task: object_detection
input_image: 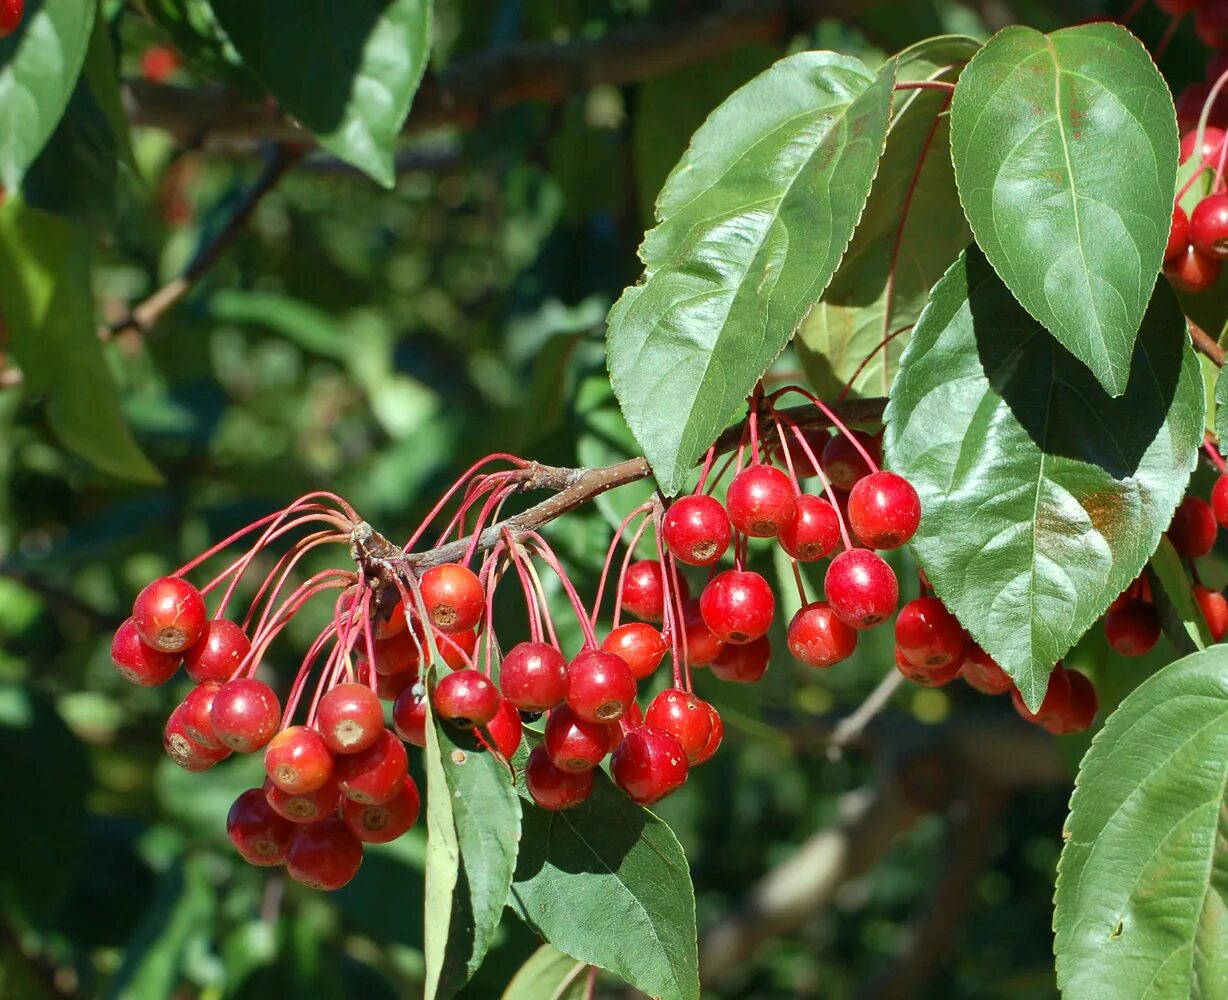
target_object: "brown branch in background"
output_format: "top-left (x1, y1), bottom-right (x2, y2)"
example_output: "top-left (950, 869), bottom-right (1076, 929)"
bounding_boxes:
top-left (124, 0), bottom-right (877, 149)
top-left (1189, 319), bottom-right (1225, 368)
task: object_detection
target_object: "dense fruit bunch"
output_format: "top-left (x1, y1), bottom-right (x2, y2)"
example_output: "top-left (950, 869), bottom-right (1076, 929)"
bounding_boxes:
top-left (114, 390), bottom-right (1111, 891)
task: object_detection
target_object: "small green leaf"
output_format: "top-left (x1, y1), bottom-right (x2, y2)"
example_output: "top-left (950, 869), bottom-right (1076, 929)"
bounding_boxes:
top-left (209, 0), bottom-right (432, 186)
top-left (510, 760), bottom-right (699, 1000)
top-left (1217, 366), bottom-right (1228, 456)
top-left (501, 943), bottom-right (588, 1000)
top-left (0, 0), bottom-right (96, 188)
top-left (1147, 536), bottom-right (1211, 655)
top-left (607, 51), bottom-right (894, 495)
top-left (423, 667), bottom-right (521, 1000)
top-left (950, 23), bottom-right (1178, 396)
top-left (884, 247), bottom-right (1202, 710)
top-left (1055, 645), bottom-right (1228, 998)
top-left (799, 36), bottom-right (978, 399)
top-left (0, 201), bottom-right (161, 483)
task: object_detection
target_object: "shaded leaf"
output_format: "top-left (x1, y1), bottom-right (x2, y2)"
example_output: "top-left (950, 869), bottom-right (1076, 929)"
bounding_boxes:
top-left (1147, 536), bottom-right (1211, 655)
top-left (950, 23), bottom-right (1178, 395)
top-left (501, 943), bottom-right (588, 1000)
top-left (607, 51), bottom-right (894, 495)
top-left (1218, 366), bottom-right (1228, 456)
top-left (884, 247), bottom-right (1202, 709)
top-left (1055, 645), bottom-right (1228, 999)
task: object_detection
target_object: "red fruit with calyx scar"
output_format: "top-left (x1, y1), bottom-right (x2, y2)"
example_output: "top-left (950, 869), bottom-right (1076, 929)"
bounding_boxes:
top-left (725, 465), bottom-right (797, 538)
top-left (894, 597), bottom-right (966, 669)
top-left (287, 815), bottom-right (363, 891)
top-left (434, 668), bottom-right (500, 728)
top-left (699, 570), bottom-right (775, 644)
top-left (525, 744), bottom-right (593, 810)
top-left (602, 623), bottom-right (667, 680)
top-left (611, 726), bottom-right (689, 804)
top-left (778, 494), bottom-right (841, 561)
top-left (786, 603), bottom-right (856, 667)
top-left (133, 576), bottom-right (207, 653)
top-left (264, 776), bottom-right (341, 824)
top-left (499, 641), bottom-right (567, 711)
top-left (317, 682), bottom-right (384, 753)
top-left (1192, 193), bottom-right (1228, 261)
top-left (179, 681), bottom-right (225, 749)
top-left (545, 705), bottom-right (612, 772)
top-left (341, 780), bottom-right (420, 844)
top-left (227, 788), bottom-right (295, 866)
top-left (264, 726), bottom-right (334, 794)
top-left (894, 645), bottom-right (962, 687)
top-left (663, 494), bottom-right (732, 565)
top-left (820, 430), bottom-right (880, 490)
top-left (565, 650), bottom-right (637, 723)
top-left (644, 688), bottom-right (713, 763)
top-left (209, 678), bottom-right (281, 753)
top-left (847, 471), bottom-right (921, 550)
top-left (711, 635), bottom-right (770, 682)
top-left (960, 644), bottom-right (1013, 695)
top-left (420, 563), bottom-right (485, 634)
top-left (825, 550), bottom-right (899, 629)
top-left (164, 705), bottom-right (231, 771)
top-left (111, 618), bottom-right (181, 686)
top-left (183, 619), bottom-right (250, 683)
top-left (335, 728), bottom-right (408, 805)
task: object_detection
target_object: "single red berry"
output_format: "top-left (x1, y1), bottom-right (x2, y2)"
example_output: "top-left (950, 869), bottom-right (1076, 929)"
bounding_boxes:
top-left (164, 706), bottom-right (231, 771)
top-left (847, 471), bottom-right (921, 550)
top-left (1197, 4), bottom-right (1228, 48)
top-left (0, 0), bottom-right (22, 38)
top-left (565, 649), bottom-right (637, 723)
top-left (726, 465), bottom-right (798, 538)
top-left (436, 628), bottom-right (478, 669)
top-left (369, 628), bottom-right (421, 676)
top-left (341, 780), bottom-right (421, 844)
top-left (1169, 496), bottom-right (1218, 557)
top-left (894, 597), bottom-right (966, 669)
top-left (1213, 475), bottom-right (1228, 529)
top-left (179, 681), bottom-right (225, 749)
top-left (825, 549), bottom-right (899, 629)
top-left (1192, 194), bottom-right (1228, 260)
top-left (287, 816), bottom-right (364, 891)
top-left (482, 698), bottom-right (523, 759)
top-left (140, 45), bottom-right (181, 84)
top-left (710, 634), bottom-right (770, 682)
top-left (644, 689), bottom-right (713, 763)
top-left (611, 727), bottom-right (689, 805)
top-left (317, 682), bottom-right (384, 754)
top-left (374, 597), bottom-right (407, 640)
top-left (1165, 245), bottom-right (1222, 293)
top-left (681, 599), bottom-right (726, 666)
top-left (602, 623), bottom-right (667, 680)
top-left (894, 645), bottom-right (963, 686)
top-left (335, 728), bottom-right (407, 805)
top-left (699, 570), bottom-right (775, 644)
top-left (499, 641), bottom-right (568, 711)
top-left (227, 788), bottom-right (295, 866)
top-left (1104, 599), bottom-right (1162, 657)
top-left (786, 602), bottom-right (858, 667)
top-left (209, 677), bottom-right (281, 753)
top-left (1045, 670), bottom-right (1098, 735)
top-left (820, 430), bottom-right (880, 490)
top-left (620, 560), bottom-right (688, 622)
top-left (133, 576), bottom-right (207, 653)
top-left (264, 776), bottom-right (342, 824)
top-left (1108, 576), bottom-right (1151, 612)
top-left (111, 617), bottom-right (180, 686)
top-left (545, 705), bottom-right (613, 771)
top-left (392, 686), bottom-right (428, 747)
top-left (663, 494), bottom-right (732, 565)
top-left (693, 704), bottom-right (724, 764)
top-left (778, 494), bottom-right (841, 561)
top-left (525, 744), bottom-right (594, 810)
top-left (420, 563), bottom-right (485, 634)
top-left (264, 726), bottom-right (334, 794)
top-left (960, 644), bottom-right (1013, 695)
top-left (182, 618), bottom-right (251, 683)
top-left (1011, 667), bottom-right (1072, 727)
top-left (1180, 126), bottom-right (1227, 166)
top-left (1166, 205), bottom-right (1191, 263)
top-left (1195, 585), bottom-right (1228, 642)
top-left (434, 668), bottom-right (500, 728)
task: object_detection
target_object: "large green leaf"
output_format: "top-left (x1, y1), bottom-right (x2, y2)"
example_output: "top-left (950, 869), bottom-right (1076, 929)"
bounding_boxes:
top-left (0, 202), bottom-right (161, 483)
top-left (423, 668), bottom-right (521, 1000)
top-left (510, 761), bottom-right (699, 1000)
top-left (0, 0), bottom-right (96, 189)
top-left (1055, 646), bottom-right (1228, 999)
top-left (208, 0), bottom-right (432, 186)
top-left (884, 247), bottom-right (1202, 710)
top-left (949, 23), bottom-right (1178, 396)
top-left (607, 51), bottom-right (894, 495)
top-left (501, 943), bottom-right (588, 1000)
top-left (799, 36), bottom-right (978, 399)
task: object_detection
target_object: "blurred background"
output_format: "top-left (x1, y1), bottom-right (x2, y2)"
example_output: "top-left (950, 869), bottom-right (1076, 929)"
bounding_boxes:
top-left (0, 0), bottom-right (1217, 997)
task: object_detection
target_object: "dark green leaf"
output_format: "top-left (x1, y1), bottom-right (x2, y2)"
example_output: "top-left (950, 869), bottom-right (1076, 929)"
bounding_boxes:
top-left (501, 944), bottom-right (588, 1000)
top-left (884, 247), bottom-right (1202, 709)
top-left (0, 202), bottom-right (161, 483)
top-left (423, 667), bottom-right (522, 1000)
top-left (0, 0), bottom-right (96, 188)
top-left (1147, 536), bottom-right (1211, 655)
top-left (143, 0), bottom-right (262, 94)
top-left (209, 0), bottom-right (432, 186)
top-left (1055, 645), bottom-right (1228, 998)
top-left (950, 23), bottom-right (1178, 396)
top-left (607, 51), bottom-right (894, 495)
top-left (799, 36), bottom-right (978, 399)
top-left (510, 762), bottom-right (698, 1000)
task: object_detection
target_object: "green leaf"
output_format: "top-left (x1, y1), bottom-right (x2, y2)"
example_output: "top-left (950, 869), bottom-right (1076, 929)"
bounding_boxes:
top-left (884, 247), bottom-right (1202, 710)
top-left (0, 0), bottom-right (96, 189)
top-left (607, 51), bottom-right (894, 495)
top-left (1217, 366), bottom-right (1228, 456)
top-left (0, 202), bottom-right (161, 483)
top-left (949, 23), bottom-right (1178, 396)
top-left (798, 36), bottom-right (978, 399)
top-left (501, 944), bottom-right (588, 1000)
top-left (423, 668), bottom-right (521, 1000)
top-left (143, 0), bottom-right (262, 95)
top-left (510, 762), bottom-right (699, 1000)
top-left (209, 0), bottom-right (432, 186)
top-left (1055, 645), bottom-right (1228, 998)
top-left (1147, 536), bottom-right (1211, 655)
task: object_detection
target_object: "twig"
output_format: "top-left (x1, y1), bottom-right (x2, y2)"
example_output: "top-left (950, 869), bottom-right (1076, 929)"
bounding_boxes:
top-left (827, 668), bottom-right (905, 754)
top-left (1189, 319), bottom-right (1226, 368)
